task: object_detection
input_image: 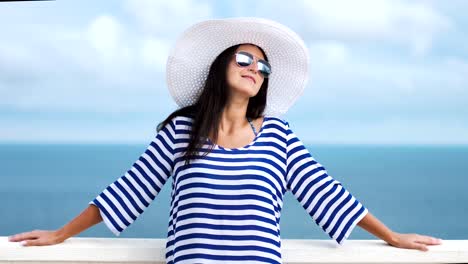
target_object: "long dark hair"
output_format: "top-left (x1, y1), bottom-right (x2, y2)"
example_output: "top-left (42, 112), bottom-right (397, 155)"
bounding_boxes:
top-left (157, 44), bottom-right (269, 165)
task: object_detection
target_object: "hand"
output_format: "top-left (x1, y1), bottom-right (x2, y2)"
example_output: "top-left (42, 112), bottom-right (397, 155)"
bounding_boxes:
top-left (388, 232), bottom-right (443, 251)
top-left (8, 230), bottom-right (66, 247)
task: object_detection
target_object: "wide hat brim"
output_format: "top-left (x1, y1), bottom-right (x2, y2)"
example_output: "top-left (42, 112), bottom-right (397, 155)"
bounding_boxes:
top-left (166, 17), bottom-right (310, 117)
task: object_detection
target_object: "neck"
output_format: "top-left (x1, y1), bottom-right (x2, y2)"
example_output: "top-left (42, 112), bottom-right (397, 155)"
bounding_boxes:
top-left (219, 100), bottom-right (249, 134)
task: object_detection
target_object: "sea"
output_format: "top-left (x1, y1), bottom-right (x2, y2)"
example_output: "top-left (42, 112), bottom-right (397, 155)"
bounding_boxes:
top-left (1, 144), bottom-right (467, 241)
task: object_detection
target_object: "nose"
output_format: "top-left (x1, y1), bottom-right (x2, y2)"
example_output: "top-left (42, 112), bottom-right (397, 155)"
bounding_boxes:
top-left (247, 60), bottom-right (258, 74)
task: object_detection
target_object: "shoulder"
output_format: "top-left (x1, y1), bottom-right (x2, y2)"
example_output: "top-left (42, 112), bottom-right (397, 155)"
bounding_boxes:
top-left (171, 115), bottom-right (194, 126)
top-left (157, 115), bottom-right (194, 138)
top-left (264, 115), bottom-right (290, 129)
top-left (263, 115), bottom-right (291, 137)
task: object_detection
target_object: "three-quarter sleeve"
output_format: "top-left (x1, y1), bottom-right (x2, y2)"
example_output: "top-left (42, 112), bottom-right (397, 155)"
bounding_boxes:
top-left (89, 117), bottom-right (177, 236)
top-left (285, 122), bottom-right (368, 245)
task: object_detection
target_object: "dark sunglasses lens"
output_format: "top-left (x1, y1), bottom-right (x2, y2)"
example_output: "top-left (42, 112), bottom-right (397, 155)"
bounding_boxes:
top-left (258, 61), bottom-right (271, 78)
top-left (236, 53), bottom-right (253, 67)
top-left (236, 52), bottom-right (271, 78)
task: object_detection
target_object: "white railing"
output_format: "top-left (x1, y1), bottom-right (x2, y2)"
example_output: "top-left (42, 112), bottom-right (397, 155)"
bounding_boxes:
top-left (1, 237), bottom-right (467, 263)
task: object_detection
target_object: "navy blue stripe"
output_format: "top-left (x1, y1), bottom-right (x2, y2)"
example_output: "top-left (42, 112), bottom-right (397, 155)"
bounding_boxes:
top-left (174, 243), bottom-right (281, 258)
top-left (146, 142), bottom-right (171, 174)
top-left (127, 169), bottom-right (155, 200)
top-left (99, 192), bottom-right (131, 227)
top-left (170, 183), bottom-right (276, 216)
top-left (174, 232), bottom-right (281, 248)
top-left (156, 125), bottom-right (175, 156)
top-left (174, 148), bottom-right (285, 164)
top-left (106, 185), bottom-right (137, 220)
top-left (329, 199), bottom-right (359, 238)
top-left (148, 140), bottom-right (171, 175)
top-left (178, 192), bottom-right (278, 212)
top-left (136, 156), bottom-right (164, 192)
top-left (174, 253), bottom-right (280, 264)
top-left (336, 204), bottom-right (366, 243)
top-left (293, 172), bottom-right (328, 202)
top-left (175, 222), bottom-right (278, 237)
top-left (174, 171), bottom-right (283, 199)
top-left (121, 175), bottom-right (149, 207)
top-left (178, 155), bottom-right (286, 177)
top-left (316, 187), bottom-right (345, 224)
top-left (174, 163), bottom-right (286, 194)
top-left (302, 179), bottom-right (335, 210)
top-left (322, 192), bottom-right (353, 231)
top-left (288, 160), bottom-right (321, 190)
top-left (114, 180), bottom-right (143, 214)
top-left (132, 162), bottom-right (160, 194)
top-left (261, 131), bottom-right (288, 144)
top-left (309, 181), bottom-right (339, 218)
top-left (167, 212), bottom-right (277, 234)
top-left (287, 152), bottom-right (319, 180)
top-left (176, 172), bottom-right (282, 199)
top-left (177, 202), bottom-right (276, 215)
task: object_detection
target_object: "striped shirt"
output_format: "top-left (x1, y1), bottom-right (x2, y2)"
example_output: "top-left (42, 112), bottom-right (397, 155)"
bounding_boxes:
top-left (90, 115), bottom-right (368, 264)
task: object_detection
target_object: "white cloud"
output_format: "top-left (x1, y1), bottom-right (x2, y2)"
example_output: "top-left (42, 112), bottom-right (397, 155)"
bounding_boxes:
top-left (237, 0), bottom-right (451, 57)
top-left (123, 0), bottom-right (213, 36)
top-left (309, 41), bottom-right (349, 65)
top-left (302, 0), bottom-right (451, 55)
top-left (0, 11), bottom-right (174, 113)
top-left (86, 15), bottom-right (123, 61)
top-left (141, 37), bottom-right (171, 72)
top-left (305, 39), bottom-right (468, 102)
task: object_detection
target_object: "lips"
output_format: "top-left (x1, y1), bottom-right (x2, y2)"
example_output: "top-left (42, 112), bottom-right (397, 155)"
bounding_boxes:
top-left (242, 75), bottom-right (256, 84)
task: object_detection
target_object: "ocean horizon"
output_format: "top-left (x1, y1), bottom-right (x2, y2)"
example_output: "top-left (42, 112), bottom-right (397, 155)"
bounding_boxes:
top-left (1, 143), bottom-right (467, 241)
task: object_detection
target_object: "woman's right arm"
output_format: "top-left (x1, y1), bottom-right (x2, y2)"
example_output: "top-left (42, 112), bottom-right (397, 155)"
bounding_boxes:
top-left (8, 204), bottom-right (102, 246)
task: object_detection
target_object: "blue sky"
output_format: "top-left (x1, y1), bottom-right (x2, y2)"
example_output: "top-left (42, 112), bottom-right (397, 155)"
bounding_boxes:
top-left (1, 0), bottom-right (467, 144)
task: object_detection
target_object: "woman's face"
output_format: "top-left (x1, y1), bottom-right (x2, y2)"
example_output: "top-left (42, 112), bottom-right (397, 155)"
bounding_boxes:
top-left (226, 44), bottom-right (266, 99)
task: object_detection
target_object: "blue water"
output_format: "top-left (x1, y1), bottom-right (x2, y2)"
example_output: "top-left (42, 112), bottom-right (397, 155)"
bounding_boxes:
top-left (1, 144), bottom-right (467, 241)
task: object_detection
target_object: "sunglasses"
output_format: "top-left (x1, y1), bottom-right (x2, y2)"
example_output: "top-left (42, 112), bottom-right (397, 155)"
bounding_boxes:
top-left (234, 51), bottom-right (272, 78)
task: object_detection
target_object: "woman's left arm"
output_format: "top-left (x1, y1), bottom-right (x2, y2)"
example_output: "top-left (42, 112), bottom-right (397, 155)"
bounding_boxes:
top-left (357, 211), bottom-right (443, 251)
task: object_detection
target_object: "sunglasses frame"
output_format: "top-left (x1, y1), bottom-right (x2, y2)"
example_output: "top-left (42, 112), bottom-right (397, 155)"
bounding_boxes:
top-left (234, 51), bottom-right (272, 78)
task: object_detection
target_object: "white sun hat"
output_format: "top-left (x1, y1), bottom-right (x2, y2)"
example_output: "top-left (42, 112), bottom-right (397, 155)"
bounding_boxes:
top-left (166, 17), bottom-right (310, 117)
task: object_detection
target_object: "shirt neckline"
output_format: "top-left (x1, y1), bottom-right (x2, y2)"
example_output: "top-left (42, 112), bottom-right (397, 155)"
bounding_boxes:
top-left (207, 116), bottom-right (268, 151)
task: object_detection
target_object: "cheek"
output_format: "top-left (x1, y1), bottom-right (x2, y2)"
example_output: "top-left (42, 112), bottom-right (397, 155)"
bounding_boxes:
top-left (226, 66), bottom-right (239, 84)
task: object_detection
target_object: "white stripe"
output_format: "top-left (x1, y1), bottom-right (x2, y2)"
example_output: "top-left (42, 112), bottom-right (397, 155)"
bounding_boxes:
top-left (173, 237), bottom-right (281, 252)
top-left (135, 156), bottom-right (165, 189)
top-left (174, 207), bottom-right (278, 223)
top-left (315, 184), bottom-right (347, 225)
top-left (116, 177), bottom-right (146, 212)
top-left (102, 188), bottom-right (134, 225)
top-left (176, 217), bottom-right (278, 234)
top-left (304, 177), bottom-right (337, 214)
top-left (295, 175), bottom-right (329, 207)
top-left (124, 171), bottom-right (153, 204)
top-left (109, 182), bottom-right (141, 219)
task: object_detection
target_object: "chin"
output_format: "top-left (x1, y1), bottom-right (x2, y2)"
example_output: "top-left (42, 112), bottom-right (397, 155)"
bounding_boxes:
top-left (234, 86), bottom-right (259, 98)
top-left (228, 79), bottom-right (260, 97)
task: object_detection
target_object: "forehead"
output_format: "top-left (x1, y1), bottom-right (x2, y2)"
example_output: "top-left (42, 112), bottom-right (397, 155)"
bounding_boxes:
top-left (235, 44), bottom-right (265, 60)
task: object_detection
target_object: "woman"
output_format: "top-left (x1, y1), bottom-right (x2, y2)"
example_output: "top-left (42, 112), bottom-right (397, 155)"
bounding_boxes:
top-left (9, 17), bottom-right (442, 263)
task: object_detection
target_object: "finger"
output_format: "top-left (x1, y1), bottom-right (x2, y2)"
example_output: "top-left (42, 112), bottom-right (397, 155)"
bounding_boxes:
top-left (9, 231), bottom-right (40, 242)
top-left (413, 241), bottom-right (429, 252)
top-left (21, 239), bottom-right (45, 247)
top-left (416, 236), bottom-right (443, 245)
